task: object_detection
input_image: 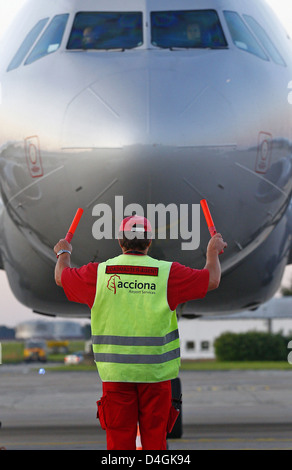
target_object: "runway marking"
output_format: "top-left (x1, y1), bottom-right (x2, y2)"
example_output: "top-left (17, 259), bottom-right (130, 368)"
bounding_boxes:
top-left (3, 437), bottom-right (292, 451)
top-left (192, 385), bottom-right (271, 391)
top-left (2, 440), bottom-right (104, 447)
top-left (171, 437), bottom-right (292, 443)
top-left (197, 438), bottom-right (292, 442)
top-left (5, 437), bottom-right (292, 446)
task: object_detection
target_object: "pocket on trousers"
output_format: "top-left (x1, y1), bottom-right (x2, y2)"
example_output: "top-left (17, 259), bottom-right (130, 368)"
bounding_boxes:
top-left (167, 404), bottom-right (180, 433)
top-left (96, 397), bottom-right (107, 430)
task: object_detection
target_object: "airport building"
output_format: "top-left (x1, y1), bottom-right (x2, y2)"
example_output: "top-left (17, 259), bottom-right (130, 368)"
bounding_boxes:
top-left (14, 298), bottom-right (292, 358)
top-left (179, 297), bottom-right (292, 360)
top-left (15, 320), bottom-right (84, 340)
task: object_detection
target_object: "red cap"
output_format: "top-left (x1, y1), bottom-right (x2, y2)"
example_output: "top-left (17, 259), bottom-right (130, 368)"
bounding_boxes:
top-left (119, 215), bottom-right (152, 235)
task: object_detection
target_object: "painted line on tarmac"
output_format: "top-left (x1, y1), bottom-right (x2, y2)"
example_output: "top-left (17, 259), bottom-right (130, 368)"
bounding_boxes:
top-left (1, 440), bottom-right (103, 447)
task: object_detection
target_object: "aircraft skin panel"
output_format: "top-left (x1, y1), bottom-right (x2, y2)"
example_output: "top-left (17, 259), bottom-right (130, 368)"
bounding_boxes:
top-left (0, 0), bottom-right (291, 317)
top-left (0, 195), bottom-right (4, 269)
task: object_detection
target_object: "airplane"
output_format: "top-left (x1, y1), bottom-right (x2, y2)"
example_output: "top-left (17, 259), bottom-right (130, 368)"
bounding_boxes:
top-left (0, 0), bottom-right (292, 324)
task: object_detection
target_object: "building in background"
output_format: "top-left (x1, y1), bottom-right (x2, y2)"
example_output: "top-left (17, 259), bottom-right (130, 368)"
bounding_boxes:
top-left (14, 298), bottom-right (292, 358)
top-left (15, 320), bottom-right (84, 340)
top-left (180, 297), bottom-right (292, 360)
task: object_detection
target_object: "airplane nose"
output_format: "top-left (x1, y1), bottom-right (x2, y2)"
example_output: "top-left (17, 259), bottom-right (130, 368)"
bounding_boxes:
top-left (60, 54), bottom-right (237, 265)
top-left (61, 55), bottom-right (236, 149)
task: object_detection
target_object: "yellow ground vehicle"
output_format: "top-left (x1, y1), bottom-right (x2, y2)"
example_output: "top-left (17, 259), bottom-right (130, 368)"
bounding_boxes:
top-left (47, 340), bottom-right (69, 354)
top-left (24, 339), bottom-right (47, 363)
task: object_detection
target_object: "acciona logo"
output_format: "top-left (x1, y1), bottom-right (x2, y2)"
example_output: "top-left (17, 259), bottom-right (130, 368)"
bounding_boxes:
top-left (107, 274), bottom-right (120, 294)
top-left (107, 274), bottom-right (156, 294)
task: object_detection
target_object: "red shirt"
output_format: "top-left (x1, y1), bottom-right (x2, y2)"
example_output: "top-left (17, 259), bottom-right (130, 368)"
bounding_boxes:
top-left (61, 255), bottom-right (209, 311)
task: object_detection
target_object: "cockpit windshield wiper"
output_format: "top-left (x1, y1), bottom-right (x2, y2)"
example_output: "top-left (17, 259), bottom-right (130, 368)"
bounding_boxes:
top-left (158, 46), bottom-right (229, 51)
top-left (70, 47), bottom-right (126, 52)
top-left (99, 48), bottom-right (126, 52)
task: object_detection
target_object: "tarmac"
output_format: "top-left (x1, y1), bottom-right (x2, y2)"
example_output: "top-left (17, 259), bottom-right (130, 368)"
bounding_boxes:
top-left (1, 364), bottom-right (292, 453)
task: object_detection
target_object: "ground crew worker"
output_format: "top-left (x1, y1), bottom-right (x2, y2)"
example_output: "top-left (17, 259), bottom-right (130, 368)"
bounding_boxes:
top-left (54, 215), bottom-right (227, 450)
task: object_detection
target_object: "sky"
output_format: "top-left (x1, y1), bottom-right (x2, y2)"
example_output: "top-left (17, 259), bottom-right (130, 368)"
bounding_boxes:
top-left (0, 0), bottom-right (292, 327)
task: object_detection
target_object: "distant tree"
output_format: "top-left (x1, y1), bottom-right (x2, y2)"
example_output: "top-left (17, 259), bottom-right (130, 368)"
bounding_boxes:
top-left (214, 331), bottom-right (286, 361)
top-left (281, 276), bottom-right (292, 296)
top-left (82, 323), bottom-right (91, 340)
top-left (0, 326), bottom-right (15, 340)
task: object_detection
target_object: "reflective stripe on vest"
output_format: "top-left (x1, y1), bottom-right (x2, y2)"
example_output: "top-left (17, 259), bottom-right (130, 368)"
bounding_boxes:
top-left (93, 348), bottom-right (180, 364)
top-left (92, 329), bottom-right (179, 346)
top-left (91, 254), bottom-right (180, 383)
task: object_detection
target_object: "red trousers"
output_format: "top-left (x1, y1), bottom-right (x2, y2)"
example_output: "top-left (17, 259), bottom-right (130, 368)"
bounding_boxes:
top-left (97, 380), bottom-right (172, 450)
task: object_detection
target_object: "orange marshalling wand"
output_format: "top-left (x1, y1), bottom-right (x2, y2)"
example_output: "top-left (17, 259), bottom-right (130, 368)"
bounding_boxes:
top-left (200, 199), bottom-right (217, 238)
top-left (65, 208), bottom-right (84, 242)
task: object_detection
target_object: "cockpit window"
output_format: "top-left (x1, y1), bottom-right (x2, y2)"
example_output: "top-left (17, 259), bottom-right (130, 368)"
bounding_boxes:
top-left (67, 12), bottom-right (143, 50)
top-left (7, 18), bottom-right (49, 71)
top-left (243, 15), bottom-right (286, 66)
top-left (223, 11), bottom-right (268, 60)
top-left (25, 14), bottom-right (69, 65)
top-left (151, 10), bottom-right (227, 49)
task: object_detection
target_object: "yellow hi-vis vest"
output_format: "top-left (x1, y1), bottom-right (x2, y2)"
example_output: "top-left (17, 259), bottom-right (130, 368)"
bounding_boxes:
top-left (91, 254), bottom-right (180, 382)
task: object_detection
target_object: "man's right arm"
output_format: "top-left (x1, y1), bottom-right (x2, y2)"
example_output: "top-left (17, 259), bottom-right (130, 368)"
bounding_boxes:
top-left (53, 239), bottom-right (72, 287)
top-left (204, 233), bottom-right (227, 291)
